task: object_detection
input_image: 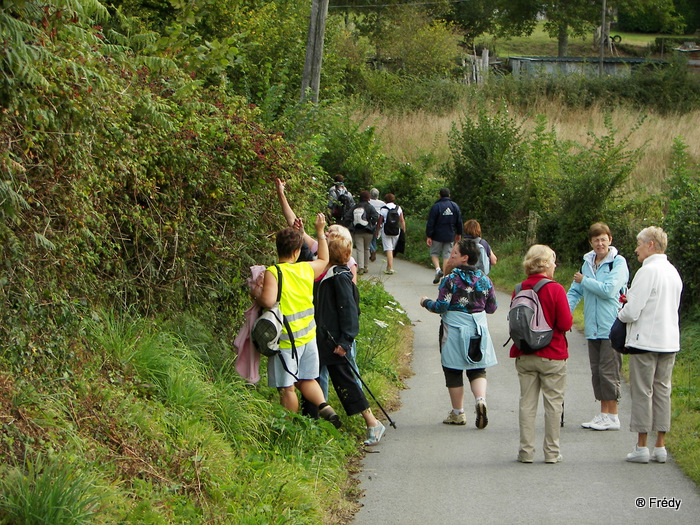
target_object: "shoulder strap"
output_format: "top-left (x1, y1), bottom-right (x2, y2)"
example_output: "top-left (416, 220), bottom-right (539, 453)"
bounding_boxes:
top-left (273, 264), bottom-right (283, 303)
top-left (532, 278), bottom-right (554, 293)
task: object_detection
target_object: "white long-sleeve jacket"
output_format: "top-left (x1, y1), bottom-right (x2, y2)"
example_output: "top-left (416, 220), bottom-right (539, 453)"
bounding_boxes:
top-left (618, 254), bottom-right (683, 352)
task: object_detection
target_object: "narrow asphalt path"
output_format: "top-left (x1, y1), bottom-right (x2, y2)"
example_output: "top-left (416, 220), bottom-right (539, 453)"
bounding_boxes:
top-left (353, 257), bottom-right (699, 525)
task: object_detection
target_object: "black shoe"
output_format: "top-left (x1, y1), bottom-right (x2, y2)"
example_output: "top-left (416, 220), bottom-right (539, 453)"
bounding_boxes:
top-left (433, 269), bottom-right (443, 284)
top-left (319, 405), bottom-right (342, 429)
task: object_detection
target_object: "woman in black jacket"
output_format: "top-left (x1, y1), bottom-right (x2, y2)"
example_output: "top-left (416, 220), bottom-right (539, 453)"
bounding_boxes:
top-left (315, 226), bottom-right (385, 446)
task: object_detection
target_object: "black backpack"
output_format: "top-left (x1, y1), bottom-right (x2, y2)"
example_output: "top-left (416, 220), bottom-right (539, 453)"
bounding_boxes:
top-left (332, 192), bottom-right (354, 224)
top-left (383, 206), bottom-right (401, 236)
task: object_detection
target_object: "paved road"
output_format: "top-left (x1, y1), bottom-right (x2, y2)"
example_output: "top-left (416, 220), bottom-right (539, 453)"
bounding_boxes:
top-left (353, 257), bottom-right (700, 525)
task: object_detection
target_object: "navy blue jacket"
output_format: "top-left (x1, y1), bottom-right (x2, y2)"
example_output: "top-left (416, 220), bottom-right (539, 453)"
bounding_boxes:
top-left (426, 198), bottom-right (463, 243)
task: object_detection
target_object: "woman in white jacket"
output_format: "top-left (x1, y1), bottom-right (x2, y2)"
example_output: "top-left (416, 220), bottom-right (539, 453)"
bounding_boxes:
top-left (618, 226), bottom-right (683, 464)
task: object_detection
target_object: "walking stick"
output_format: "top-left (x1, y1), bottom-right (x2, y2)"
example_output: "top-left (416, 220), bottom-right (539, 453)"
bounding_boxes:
top-left (326, 330), bottom-right (397, 429)
top-left (344, 354), bottom-right (397, 429)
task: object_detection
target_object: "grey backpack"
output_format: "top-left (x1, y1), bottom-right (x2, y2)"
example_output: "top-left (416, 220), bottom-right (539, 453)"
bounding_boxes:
top-left (507, 279), bottom-right (554, 353)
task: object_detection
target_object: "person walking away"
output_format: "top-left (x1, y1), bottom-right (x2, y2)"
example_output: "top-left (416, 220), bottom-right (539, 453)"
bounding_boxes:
top-left (349, 191), bottom-right (379, 275)
top-left (419, 239), bottom-right (498, 429)
top-left (368, 188), bottom-right (385, 262)
top-left (567, 222), bottom-right (629, 431)
top-left (511, 245), bottom-right (573, 464)
top-left (375, 193), bottom-right (405, 275)
top-left (315, 229), bottom-right (386, 445)
top-left (327, 175), bottom-right (354, 225)
top-left (619, 227), bottom-right (682, 464)
top-left (255, 215), bottom-right (342, 428)
top-left (426, 188), bottom-right (463, 284)
top-left (463, 219), bottom-right (497, 275)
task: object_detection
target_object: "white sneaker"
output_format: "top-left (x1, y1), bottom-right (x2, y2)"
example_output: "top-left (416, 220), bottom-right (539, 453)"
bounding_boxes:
top-left (651, 447), bottom-right (667, 463)
top-left (364, 421), bottom-right (386, 446)
top-left (589, 414), bottom-right (621, 431)
top-left (581, 413), bottom-right (604, 429)
top-left (626, 445), bottom-right (650, 463)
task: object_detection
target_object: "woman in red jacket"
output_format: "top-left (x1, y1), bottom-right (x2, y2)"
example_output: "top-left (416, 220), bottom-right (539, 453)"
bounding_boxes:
top-left (511, 244), bottom-right (573, 464)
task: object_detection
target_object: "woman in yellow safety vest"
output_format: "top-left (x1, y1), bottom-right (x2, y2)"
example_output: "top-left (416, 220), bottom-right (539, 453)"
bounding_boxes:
top-left (256, 213), bottom-right (342, 427)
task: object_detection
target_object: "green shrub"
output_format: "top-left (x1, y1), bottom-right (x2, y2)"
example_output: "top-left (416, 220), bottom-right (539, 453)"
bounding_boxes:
top-left (537, 114), bottom-right (645, 262)
top-left (441, 108), bottom-right (526, 238)
top-left (663, 138), bottom-right (700, 309)
top-left (316, 109), bottom-right (389, 194)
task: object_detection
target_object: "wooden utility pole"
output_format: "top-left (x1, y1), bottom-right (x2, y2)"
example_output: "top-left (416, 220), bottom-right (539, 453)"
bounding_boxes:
top-left (300, 0), bottom-right (329, 103)
top-left (599, 0), bottom-right (607, 76)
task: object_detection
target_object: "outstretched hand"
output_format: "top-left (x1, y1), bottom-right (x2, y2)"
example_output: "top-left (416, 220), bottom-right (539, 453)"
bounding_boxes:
top-left (293, 217), bottom-right (304, 232)
top-left (314, 212), bottom-right (326, 232)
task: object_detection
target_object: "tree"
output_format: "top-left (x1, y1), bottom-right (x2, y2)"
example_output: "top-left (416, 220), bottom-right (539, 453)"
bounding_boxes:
top-left (447, 0), bottom-right (684, 57)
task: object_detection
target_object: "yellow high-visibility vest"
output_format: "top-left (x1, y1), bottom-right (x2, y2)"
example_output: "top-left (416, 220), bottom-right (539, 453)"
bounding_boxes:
top-left (267, 263), bottom-right (316, 348)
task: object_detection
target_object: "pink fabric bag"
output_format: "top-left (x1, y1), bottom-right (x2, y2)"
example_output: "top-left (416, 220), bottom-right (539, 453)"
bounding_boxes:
top-left (233, 265), bottom-right (266, 383)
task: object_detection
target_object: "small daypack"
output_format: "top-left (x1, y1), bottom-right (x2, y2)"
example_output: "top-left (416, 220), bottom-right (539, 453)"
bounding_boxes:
top-left (332, 192), bottom-right (354, 224)
top-left (383, 206), bottom-right (401, 236)
top-left (507, 279), bottom-right (554, 353)
top-left (352, 204), bottom-right (369, 228)
top-left (251, 265), bottom-right (300, 379)
top-left (252, 265), bottom-right (284, 357)
top-left (474, 237), bottom-right (490, 275)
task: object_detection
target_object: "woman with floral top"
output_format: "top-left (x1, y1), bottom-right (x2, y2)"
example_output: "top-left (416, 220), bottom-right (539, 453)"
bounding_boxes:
top-left (420, 239), bottom-right (498, 429)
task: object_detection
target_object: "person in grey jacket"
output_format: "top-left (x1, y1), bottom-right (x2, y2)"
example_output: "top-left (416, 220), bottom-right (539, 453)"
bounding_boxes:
top-left (567, 223), bottom-right (629, 431)
top-left (618, 226), bottom-right (682, 464)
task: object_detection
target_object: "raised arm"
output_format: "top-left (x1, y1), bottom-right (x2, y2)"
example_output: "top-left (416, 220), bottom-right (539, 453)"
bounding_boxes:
top-left (309, 213), bottom-right (329, 277)
top-left (275, 177), bottom-right (296, 228)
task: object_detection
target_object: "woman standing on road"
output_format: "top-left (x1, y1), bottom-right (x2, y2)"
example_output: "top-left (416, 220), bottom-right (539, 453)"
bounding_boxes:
top-left (419, 239), bottom-right (498, 429)
top-left (511, 245), bottom-right (573, 464)
top-left (619, 226), bottom-right (682, 464)
top-left (567, 222), bottom-right (629, 431)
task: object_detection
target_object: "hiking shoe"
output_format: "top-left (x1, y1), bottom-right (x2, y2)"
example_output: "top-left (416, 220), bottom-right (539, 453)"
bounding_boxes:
top-left (443, 411), bottom-right (467, 425)
top-left (651, 447), bottom-right (667, 463)
top-left (364, 421), bottom-right (386, 446)
top-left (626, 445), bottom-right (650, 463)
top-left (433, 268), bottom-right (443, 284)
top-left (475, 399), bottom-right (488, 429)
top-left (370, 250), bottom-right (376, 262)
top-left (581, 413), bottom-right (604, 429)
top-left (319, 405), bottom-right (342, 429)
top-left (545, 454), bottom-right (563, 464)
top-left (589, 414), bottom-right (620, 431)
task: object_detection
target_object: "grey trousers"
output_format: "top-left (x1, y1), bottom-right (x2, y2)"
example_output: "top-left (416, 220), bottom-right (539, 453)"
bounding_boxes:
top-left (628, 351), bottom-right (675, 433)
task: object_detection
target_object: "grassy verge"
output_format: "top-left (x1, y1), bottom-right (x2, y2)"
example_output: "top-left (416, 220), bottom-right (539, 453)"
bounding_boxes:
top-left (0, 281), bottom-right (410, 524)
top-left (399, 233), bottom-right (699, 485)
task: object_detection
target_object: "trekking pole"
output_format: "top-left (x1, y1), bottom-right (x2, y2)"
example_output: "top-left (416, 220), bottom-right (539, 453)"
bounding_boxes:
top-left (326, 330), bottom-right (397, 429)
top-left (344, 354), bottom-right (397, 429)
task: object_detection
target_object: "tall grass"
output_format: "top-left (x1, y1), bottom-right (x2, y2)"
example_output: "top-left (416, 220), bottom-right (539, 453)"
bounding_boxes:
top-left (361, 102), bottom-right (700, 193)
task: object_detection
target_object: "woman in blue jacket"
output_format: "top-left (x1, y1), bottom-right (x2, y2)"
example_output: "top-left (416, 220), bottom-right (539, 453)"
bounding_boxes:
top-left (567, 223), bottom-right (629, 431)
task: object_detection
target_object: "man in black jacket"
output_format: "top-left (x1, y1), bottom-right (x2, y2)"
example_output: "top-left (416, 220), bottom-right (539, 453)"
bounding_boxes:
top-left (426, 188), bottom-right (463, 284)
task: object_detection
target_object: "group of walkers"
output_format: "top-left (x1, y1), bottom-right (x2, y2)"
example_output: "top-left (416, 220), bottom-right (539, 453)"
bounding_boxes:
top-left (327, 175), bottom-right (405, 275)
top-left (245, 177), bottom-right (684, 466)
top-left (419, 199), bottom-right (683, 464)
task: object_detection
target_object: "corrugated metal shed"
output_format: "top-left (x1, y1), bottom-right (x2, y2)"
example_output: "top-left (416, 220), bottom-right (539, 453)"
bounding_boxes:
top-left (509, 56), bottom-right (667, 78)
